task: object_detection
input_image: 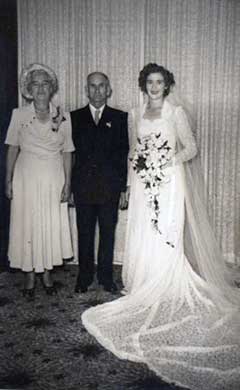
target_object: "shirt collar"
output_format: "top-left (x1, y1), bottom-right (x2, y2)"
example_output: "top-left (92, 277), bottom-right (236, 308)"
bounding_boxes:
top-left (89, 104), bottom-right (105, 119)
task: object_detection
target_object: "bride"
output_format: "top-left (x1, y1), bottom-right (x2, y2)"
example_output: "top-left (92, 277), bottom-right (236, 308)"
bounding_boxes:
top-left (82, 63), bottom-right (240, 390)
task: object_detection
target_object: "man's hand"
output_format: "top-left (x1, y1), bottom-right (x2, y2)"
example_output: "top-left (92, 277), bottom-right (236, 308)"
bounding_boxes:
top-left (5, 180), bottom-right (13, 200)
top-left (61, 183), bottom-right (71, 203)
top-left (119, 186), bottom-right (130, 210)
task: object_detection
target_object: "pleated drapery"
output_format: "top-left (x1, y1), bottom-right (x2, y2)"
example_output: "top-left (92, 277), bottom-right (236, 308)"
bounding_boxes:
top-left (17, 0), bottom-right (240, 265)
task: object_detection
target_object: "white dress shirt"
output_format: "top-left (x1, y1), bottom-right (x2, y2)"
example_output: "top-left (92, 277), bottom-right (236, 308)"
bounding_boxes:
top-left (89, 104), bottom-right (105, 122)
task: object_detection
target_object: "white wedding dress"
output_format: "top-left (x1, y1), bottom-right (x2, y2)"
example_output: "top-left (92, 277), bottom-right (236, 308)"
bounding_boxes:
top-left (82, 101), bottom-right (240, 390)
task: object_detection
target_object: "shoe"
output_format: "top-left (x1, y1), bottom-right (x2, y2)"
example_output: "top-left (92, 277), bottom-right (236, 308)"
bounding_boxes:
top-left (22, 287), bottom-right (35, 299)
top-left (74, 284), bottom-right (88, 294)
top-left (42, 271), bottom-right (57, 295)
top-left (102, 282), bottom-right (118, 293)
top-left (23, 271), bottom-right (35, 299)
top-left (43, 283), bottom-right (57, 296)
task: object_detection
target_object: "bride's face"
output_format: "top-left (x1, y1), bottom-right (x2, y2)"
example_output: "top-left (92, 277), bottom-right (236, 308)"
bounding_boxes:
top-left (145, 72), bottom-right (165, 101)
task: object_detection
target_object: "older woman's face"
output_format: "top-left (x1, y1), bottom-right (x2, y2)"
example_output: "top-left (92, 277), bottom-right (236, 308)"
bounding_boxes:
top-left (145, 72), bottom-right (165, 101)
top-left (29, 71), bottom-right (53, 103)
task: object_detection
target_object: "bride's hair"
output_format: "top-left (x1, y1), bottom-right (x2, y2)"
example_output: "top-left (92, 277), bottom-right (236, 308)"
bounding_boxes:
top-left (138, 63), bottom-right (175, 97)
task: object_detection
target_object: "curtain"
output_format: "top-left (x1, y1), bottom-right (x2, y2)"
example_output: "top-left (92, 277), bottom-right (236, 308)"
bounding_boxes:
top-left (0, 0), bottom-right (18, 268)
top-left (18, 0), bottom-right (145, 111)
top-left (17, 0), bottom-right (240, 265)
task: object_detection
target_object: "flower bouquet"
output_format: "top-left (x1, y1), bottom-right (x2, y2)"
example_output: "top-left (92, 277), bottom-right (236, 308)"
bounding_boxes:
top-left (130, 132), bottom-right (172, 236)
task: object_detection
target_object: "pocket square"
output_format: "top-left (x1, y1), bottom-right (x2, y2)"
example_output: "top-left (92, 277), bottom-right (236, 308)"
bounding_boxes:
top-left (106, 122), bottom-right (112, 128)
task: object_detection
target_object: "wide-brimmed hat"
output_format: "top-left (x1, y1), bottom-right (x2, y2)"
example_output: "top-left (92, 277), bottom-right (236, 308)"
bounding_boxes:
top-left (20, 63), bottom-right (58, 99)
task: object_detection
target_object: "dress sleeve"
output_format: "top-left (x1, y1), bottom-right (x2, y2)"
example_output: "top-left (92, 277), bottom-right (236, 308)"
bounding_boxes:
top-left (5, 109), bottom-right (20, 146)
top-left (174, 106), bottom-right (197, 164)
top-left (61, 112), bottom-right (75, 153)
top-left (127, 108), bottom-right (138, 186)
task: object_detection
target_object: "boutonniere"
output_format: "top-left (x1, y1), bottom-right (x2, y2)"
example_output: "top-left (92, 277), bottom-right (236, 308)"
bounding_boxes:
top-left (106, 122), bottom-right (112, 128)
top-left (51, 106), bottom-right (66, 132)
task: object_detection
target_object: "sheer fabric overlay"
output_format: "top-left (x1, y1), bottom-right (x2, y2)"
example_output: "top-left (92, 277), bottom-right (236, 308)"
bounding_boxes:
top-left (82, 99), bottom-right (240, 390)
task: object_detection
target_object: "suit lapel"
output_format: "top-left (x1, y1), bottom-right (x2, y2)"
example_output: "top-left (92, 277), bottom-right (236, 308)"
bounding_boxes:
top-left (84, 104), bottom-right (111, 128)
top-left (98, 105), bottom-right (112, 128)
top-left (82, 105), bottom-right (113, 129)
top-left (84, 104), bottom-right (96, 126)
top-left (85, 104), bottom-right (108, 127)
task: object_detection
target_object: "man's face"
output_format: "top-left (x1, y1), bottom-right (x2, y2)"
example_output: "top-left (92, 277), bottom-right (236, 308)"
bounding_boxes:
top-left (86, 73), bottom-right (110, 108)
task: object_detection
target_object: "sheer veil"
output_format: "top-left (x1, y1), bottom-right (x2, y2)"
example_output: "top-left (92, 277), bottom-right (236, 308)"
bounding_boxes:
top-left (166, 87), bottom-right (240, 308)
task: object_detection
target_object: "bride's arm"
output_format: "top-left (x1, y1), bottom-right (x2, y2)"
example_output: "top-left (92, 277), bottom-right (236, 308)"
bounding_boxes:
top-left (174, 106), bottom-right (197, 164)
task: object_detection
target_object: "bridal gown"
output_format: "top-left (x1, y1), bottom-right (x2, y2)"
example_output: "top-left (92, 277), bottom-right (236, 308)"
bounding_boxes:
top-left (82, 101), bottom-right (240, 390)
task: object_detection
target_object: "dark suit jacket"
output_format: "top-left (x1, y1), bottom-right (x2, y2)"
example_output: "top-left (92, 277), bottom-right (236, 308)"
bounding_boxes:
top-left (71, 105), bottom-right (129, 204)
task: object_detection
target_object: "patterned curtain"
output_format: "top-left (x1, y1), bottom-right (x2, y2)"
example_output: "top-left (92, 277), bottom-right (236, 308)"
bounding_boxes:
top-left (17, 0), bottom-right (240, 265)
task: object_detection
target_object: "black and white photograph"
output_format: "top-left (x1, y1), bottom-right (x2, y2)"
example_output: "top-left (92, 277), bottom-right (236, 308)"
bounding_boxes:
top-left (0, 1), bottom-right (240, 389)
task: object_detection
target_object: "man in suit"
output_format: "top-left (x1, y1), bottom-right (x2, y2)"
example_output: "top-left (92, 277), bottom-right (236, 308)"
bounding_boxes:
top-left (71, 72), bottom-right (129, 293)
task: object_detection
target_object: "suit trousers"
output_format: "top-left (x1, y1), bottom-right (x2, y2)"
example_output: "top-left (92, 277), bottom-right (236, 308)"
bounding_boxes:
top-left (75, 200), bottom-right (119, 287)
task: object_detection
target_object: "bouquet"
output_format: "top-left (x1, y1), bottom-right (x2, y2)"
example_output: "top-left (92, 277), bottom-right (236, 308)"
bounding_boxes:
top-left (130, 132), bottom-right (172, 238)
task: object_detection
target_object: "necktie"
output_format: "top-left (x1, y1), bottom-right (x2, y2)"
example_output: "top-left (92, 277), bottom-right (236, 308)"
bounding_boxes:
top-left (94, 109), bottom-right (100, 125)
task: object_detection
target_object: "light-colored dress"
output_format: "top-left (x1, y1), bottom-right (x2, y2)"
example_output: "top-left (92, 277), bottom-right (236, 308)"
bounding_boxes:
top-left (82, 101), bottom-right (240, 390)
top-left (5, 103), bottom-right (75, 273)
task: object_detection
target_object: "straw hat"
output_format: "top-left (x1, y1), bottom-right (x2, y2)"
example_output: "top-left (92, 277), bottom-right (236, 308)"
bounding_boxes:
top-left (19, 63), bottom-right (58, 99)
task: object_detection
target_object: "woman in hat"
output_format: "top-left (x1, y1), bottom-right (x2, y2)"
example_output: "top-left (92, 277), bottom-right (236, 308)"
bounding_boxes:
top-left (5, 63), bottom-right (75, 297)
